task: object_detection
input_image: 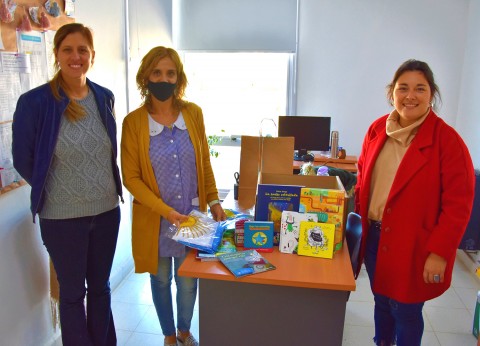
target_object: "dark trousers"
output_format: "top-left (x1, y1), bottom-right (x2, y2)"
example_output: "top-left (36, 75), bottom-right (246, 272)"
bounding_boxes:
top-left (40, 207), bottom-right (120, 346)
top-left (364, 220), bottom-right (424, 346)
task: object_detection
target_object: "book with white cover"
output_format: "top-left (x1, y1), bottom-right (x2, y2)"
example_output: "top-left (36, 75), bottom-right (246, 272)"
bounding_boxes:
top-left (279, 211), bottom-right (318, 254)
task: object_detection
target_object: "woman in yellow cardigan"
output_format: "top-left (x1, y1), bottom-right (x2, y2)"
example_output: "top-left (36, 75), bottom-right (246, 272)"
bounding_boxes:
top-left (121, 46), bottom-right (226, 346)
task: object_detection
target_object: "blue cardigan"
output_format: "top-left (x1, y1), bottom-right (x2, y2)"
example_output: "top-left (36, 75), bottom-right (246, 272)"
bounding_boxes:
top-left (12, 78), bottom-right (123, 220)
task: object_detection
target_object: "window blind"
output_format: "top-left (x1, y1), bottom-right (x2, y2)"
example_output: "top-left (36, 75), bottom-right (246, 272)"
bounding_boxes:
top-left (173, 0), bottom-right (298, 52)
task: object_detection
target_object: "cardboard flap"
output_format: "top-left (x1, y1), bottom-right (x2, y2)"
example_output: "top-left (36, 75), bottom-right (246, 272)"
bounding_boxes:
top-left (238, 136), bottom-right (294, 208)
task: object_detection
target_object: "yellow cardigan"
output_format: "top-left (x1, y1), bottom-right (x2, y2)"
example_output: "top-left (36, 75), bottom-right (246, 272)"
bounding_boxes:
top-left (121, 102), bottom-right (219, 274)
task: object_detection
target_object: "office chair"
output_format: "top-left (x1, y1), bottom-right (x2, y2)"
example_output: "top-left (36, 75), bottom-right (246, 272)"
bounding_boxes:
top-left (345, 212), bottom-right (362, 279)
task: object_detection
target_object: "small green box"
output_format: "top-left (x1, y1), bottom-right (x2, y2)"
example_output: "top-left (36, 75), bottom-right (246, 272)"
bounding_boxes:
top-left (473, 290), bottom-right (480, 339)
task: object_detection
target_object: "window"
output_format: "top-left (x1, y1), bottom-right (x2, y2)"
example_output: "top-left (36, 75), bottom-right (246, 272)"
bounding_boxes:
top-left (182, 52), bottom-right (293, 191)
top-left (183, 52), bottom-right (292, 137)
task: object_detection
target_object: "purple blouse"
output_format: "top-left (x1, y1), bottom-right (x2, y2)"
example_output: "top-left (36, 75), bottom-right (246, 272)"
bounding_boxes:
top-left (148, 113), bottom-right (199, 257)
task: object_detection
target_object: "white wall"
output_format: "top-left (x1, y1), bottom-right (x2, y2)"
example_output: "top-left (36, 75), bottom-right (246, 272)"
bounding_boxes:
top-left (0, 187), bottom-right (56, 346)
top-left (457, 0), bottom-right (480, 167)
top-left (75, 0), bottom-right (133, 289)
top-left (127, 0), bottom-right (173, 111)
top-left (296, 0), bottom-right (473, 159)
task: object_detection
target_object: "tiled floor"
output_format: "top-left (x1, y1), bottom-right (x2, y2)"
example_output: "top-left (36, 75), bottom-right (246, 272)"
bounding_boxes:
top-left (110, 251), bottom-right (480, 346)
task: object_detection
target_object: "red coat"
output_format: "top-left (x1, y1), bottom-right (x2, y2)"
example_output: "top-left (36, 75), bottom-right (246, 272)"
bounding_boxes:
top-left (355, 110), bottom-right (475, 303)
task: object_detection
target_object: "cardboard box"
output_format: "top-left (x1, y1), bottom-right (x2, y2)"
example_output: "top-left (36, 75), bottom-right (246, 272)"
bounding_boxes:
top-left (238, 136), bottom-right (294, 209)
top-left (259, 173), bottom-right (348, 251)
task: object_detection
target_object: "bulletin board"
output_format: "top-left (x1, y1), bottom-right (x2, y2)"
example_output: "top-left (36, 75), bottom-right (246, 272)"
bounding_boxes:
top-left (0, 0), bottom-right (74, 194)
top-left (1, 0), bottom-right (74, 52)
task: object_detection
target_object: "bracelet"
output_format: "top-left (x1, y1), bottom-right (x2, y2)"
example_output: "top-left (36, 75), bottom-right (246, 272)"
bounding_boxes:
top-left (208, 199), bottom-right (220, 207)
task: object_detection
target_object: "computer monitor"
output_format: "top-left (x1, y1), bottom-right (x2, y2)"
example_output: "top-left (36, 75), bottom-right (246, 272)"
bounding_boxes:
top-left (277, 115), bottom-right (331, 161)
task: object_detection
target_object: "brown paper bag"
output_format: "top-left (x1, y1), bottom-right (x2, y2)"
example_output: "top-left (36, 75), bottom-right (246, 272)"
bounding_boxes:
top-left (238, 136), bottom-right (294, 208)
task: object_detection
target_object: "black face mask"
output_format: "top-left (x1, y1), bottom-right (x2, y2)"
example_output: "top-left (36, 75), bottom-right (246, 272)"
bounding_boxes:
top-left (147, 81), bottom-right (176, 102)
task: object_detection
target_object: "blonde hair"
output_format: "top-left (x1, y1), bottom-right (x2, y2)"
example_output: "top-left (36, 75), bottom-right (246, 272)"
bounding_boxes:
top-left (136, 46), bottom-right (188, 111)
top-left (49, 23), bottom-right (94, 121)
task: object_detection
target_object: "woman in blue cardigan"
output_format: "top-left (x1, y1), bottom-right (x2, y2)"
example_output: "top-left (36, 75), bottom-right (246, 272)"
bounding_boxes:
top-left (12, 23), bottom-right (123, 346)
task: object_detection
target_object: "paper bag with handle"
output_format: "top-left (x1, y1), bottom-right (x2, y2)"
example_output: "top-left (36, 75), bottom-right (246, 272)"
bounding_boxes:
top-left (238, 136), bottom-right (294, 209)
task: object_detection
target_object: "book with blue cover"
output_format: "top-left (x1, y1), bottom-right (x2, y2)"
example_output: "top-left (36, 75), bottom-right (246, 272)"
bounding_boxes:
top-left (255, 184), bottom-right (302, 245)
top-left (218, 249), bottom-right (276, 278)
top-left (243, 221), bottom-right (274, 252)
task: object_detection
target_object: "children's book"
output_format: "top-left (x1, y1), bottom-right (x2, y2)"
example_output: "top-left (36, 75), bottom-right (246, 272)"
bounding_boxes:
top-left (196, 250), bottom-right (219, 261)
top-left (218, 249), bottom-right (276, 278)
top-left (279, 211), bottom-right (318, 254)
top-left (234, 218), bottom-right (248, 247)
top-left (297, 221), bottom-right (336, 259)
top-left (216, 229), bottom-right (237, 254)
top-left (299, 187), bottom-right (345, 252)
top-left (255, 184), bottom-right (302, 245)
top-left (195, 229), bottom-right (237, 261)
top-left (243, 221), bottom-right (274, 252)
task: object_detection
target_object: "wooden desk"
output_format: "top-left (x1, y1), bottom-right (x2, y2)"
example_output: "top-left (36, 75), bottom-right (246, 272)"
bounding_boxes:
top-left (179, 192), bottom-right (356, 345)
top-left (180, 248), bottom-right (355, 346)
top-left (293, 154), bottom-right (358, 173)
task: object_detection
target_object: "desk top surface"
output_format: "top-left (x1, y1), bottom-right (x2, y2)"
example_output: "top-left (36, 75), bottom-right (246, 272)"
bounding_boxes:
top-left (293, 155), bottom-right (358, 173)
top-left (179, 246), bottom-right (356, 291)
top-left (179, 190), bottom-right (356, 292)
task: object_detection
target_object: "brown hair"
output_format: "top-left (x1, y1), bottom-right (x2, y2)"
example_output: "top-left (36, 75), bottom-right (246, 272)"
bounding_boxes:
top-left (136, 46), bottom-right (188, 111)
top-left (49, 23), bottom-right (95, 121)
top-left (386, 59), bottom-right (442, 110)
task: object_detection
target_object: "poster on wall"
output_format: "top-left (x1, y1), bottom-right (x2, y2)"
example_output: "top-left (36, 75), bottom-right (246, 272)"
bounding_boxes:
top-left (0, 25), bottom-right (4, 50)
top-left (0, 122), bottom-right (13, 164)
top-left (0, 73), bottom-right (19, 122)
top-left (0, 0), bottom-right (72, 194)
top-left (44, 30), bottom-right (56, 79)
top-left (65, 0), bottom-right (75, 17)
top-left (16, 30), bottom-right (49, 91)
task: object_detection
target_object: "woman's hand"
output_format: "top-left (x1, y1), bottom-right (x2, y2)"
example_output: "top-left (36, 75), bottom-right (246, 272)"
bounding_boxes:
top-left (423, 252), bottom-right (447, 284)
top-left (167, 210), bottom-right (189, 228)
top-left (210, 203), bottom-right (227, 221)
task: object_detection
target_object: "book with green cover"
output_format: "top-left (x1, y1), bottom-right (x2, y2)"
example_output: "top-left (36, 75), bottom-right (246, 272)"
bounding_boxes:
top-left (218, 249), bottom-right (276, 277)
top-left (195, 229), bottom-right (237, 261)
top-left (299, 187), bottom-right (345, 252)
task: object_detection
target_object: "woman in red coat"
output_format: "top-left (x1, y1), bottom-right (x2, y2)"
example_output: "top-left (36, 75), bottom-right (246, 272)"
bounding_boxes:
top-left (355, 59), bottom-right (475, 346)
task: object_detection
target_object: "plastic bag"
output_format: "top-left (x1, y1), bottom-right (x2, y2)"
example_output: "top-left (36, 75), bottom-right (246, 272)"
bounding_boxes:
top-left (167, 210), bottom-right (225, 254)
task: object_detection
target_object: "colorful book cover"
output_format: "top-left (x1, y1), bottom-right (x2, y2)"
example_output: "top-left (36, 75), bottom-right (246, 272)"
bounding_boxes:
top-left (216, 229), bottom-right (237, 255)
top-left (196, 250), bottom-right (219, 261)
top-left (255, 184), bottom-right (302, 245)
top-left (218, 249), bottom-right (276, 277)
top-left (299, 187), bottom-right (345, 252)
top-left (243, 221), bottom-right (274, 252)
top-left (235, 218), bottom-right (248, 247)
top-left (279, 211), bottom-right (318, 254)
top-left (195, 229), bottom-right (237, 261)
top-left (297, 221), bottom-right (336, 259)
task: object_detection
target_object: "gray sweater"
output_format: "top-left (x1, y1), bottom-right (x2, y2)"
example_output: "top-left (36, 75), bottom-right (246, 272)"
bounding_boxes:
top-left (39, 91), bottom-right (119, 219)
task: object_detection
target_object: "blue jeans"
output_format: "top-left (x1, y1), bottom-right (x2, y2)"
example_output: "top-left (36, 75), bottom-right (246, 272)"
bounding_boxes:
top-left (364, 221), bottom-right (424, 346)
top-left (150, 252), bottom-right (198, 336)
top-left (40, 207), bottom-right (120, 346)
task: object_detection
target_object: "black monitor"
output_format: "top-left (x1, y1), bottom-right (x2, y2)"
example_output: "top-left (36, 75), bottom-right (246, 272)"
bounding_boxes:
top-left (277, 115), bottom-right (331, 161)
